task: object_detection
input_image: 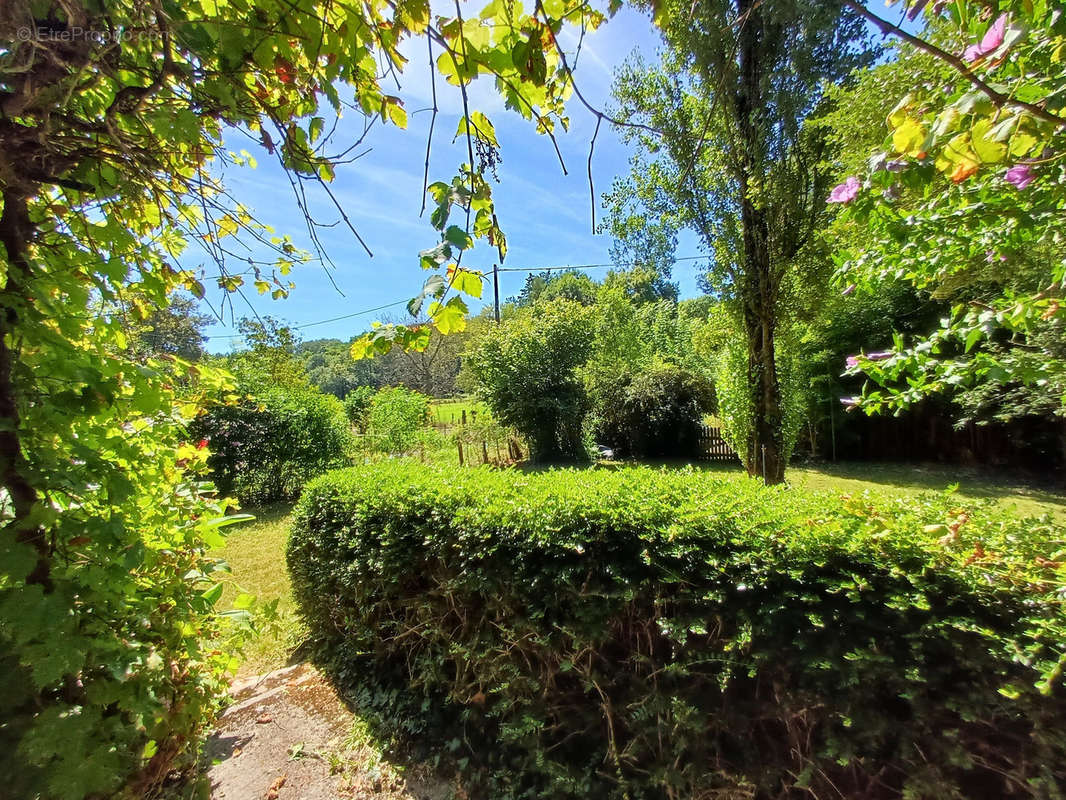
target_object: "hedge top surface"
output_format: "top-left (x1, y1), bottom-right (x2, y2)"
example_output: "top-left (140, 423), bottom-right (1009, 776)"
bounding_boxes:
top-left (293, 461), bottom-right (1063, 570)
top-left (291, 463), bottom-right (1065, 651)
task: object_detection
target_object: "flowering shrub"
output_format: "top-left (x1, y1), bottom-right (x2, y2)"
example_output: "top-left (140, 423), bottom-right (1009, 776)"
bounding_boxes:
top-left (830, 1), bottom-right (1066, 415)
top-left (289, 462), bottom-right (1066, 799)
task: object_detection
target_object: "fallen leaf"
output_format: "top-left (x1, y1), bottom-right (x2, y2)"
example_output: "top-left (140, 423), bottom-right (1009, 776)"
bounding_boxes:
top-left (265, 774), bottom-right (287, 800)
top-left (256, 714), bottom-right (274, 724)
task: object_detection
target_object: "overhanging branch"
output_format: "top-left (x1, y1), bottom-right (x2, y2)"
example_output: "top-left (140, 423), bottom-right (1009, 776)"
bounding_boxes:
top-left (843, 0), bottom-right (1066, 129)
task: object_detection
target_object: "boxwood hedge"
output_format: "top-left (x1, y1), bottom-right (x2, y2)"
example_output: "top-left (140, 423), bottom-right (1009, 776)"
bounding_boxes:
top-left (287, 463), bottom-right (1066, 799)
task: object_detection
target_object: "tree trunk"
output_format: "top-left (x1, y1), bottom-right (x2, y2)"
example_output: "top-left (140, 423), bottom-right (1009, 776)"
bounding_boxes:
top-left (0, 188), bottom-right (49, 586)
top-left (743, 303), bottom-right (786, 484)
top-left (735, 0), bottom-right (786, 485)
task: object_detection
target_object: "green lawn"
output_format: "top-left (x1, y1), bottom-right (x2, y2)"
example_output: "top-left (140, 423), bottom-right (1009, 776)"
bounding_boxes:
top-left (218, 503), bottom-right (302, 677)
top-left (702, 460), bottom-right (1066, 523)
top-left (218, 460), bottom-right (1065, 676)
top-left (791, 462), bottom-right (1066, 518)
top-left (429, 397), bottom-right (492, 426)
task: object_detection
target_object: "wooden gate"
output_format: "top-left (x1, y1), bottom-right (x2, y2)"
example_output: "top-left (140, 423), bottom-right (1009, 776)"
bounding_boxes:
top-left (698, 425), bottom-right (737, 463)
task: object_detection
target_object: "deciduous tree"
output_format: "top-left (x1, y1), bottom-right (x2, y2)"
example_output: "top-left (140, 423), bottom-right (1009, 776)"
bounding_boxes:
top-left (608, 0), bottom-right (869, 482)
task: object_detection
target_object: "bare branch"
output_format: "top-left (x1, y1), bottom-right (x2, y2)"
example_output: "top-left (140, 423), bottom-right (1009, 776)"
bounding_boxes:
top-left (587, 116), bottom-right (601, 231)
top-left (420, 32), bottom-right (439, 218)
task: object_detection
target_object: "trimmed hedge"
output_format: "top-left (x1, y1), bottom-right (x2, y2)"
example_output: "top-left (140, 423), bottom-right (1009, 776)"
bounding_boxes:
top-left (287, 463), bottom-right (1066, 799)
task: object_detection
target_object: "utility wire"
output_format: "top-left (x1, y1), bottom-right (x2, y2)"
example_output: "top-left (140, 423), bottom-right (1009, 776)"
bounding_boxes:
top-left (203, 255), bottom-right (708, 339)
top-left (205, 298), bottom-right (409, 339)
top-left (496, 255), bottom-right (707, 273)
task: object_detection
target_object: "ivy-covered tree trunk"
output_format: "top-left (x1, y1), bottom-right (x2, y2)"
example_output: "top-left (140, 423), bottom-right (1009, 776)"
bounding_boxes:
top-left (735, 0), bottom-right (786, 485)
top-left (743, 305), bottom-right (786, 483)
top-left (608, 0), bottom-right (868, 483)
top-left (0, 189), bottom-right (48, 585)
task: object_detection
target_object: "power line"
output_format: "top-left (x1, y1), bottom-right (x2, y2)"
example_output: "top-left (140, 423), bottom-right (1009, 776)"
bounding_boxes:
top-left (496, 255), bottom-right (707, 273)
top-left (293, 299), bottom-right (410, 331)
top-left (205, 298), bottom-right (409, 339)
top-left (202, 255), bottom-right (708, 339)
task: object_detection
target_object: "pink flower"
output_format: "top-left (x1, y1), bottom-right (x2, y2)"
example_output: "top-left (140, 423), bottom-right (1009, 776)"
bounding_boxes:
top-left (846, 352), bottom-right (891, 372)
top-left (840, 396), bottom-right (860, 409)
top-left (1005, 164), bottom-right (1035, 190)
top-left (841, 284), bottom-right (856, 297)
top-left (828, 176), bottom-right (861, 204)
top-left (964, 13), bottom-right (1007, 62)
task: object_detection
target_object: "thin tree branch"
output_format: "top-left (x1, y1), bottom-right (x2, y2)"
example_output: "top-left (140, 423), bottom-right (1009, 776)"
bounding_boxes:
top-left (843, 0), bottom-right (1066, 128)
top-left (420, 32), bottom-right (439, 218)
top-left (587, 115), bottom-right (601, 231)
top-left (534, 0), bottom-right (659, 137)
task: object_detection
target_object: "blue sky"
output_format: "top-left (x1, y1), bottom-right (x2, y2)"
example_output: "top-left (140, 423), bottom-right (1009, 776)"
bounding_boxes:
top-left (200, 2), bottom-right (903, 352)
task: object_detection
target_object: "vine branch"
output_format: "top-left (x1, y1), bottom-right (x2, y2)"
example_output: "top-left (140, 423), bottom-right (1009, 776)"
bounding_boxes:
top-left (842, 0), bottom-right (1066, 129)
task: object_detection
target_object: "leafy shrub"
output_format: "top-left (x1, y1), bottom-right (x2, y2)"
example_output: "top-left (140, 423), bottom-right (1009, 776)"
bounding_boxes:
top-left (0, 352), bottom-right (252, 800)
top-left (589, 363), bottom-right (715, 458)
top-left (366, 386), bottom-right (429, 453)
top-left (344, 385), bottom-right (376, 431)
top-left (464, 300), bottom-right (594, 462)
top-left (193, 385), bottom-right (351, 505)
top-left (289, 463), bottom-right (1066, 799)
top-left (717, 331), bottom-right (807, 468)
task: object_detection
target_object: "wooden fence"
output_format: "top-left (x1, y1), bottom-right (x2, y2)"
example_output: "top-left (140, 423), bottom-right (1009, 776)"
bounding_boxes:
top-left (698, 424), bottom-right (737, 463)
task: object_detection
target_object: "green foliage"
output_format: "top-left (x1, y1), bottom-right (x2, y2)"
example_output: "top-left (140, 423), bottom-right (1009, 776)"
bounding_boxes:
top-left (608, 0), bottom-right (872, 481)
top-left (0, 0), bottom-right (613, 793)
top-left (344, 385), bottom-right (377, 432)
top-left (193, 386), bottom-right (351, 505)
top-left (300, 338), bottom-right (378, 399)
top-left (716, 337), bottom-right (756, 461)
top-left (828, 2), bottom-right (1066, 418)
top-left (601, 192), bottom-right (680, 302)
top-left (512, 269), bottom-right (600, 307)
top-left (793, 281), bottom-right (945, 452)
top-left (133, 293), bottom-right (214, 362)
top-left (588, 363), bottom-right (714, 459)
top-left (0, 337), bottom-right (250, 799)
top-left (366, 386), bottom-right (430, 454)
top-left (289, 462), bottom-right (1066, 799)
top-left (464, 301), bottom-right (594, 462)
top-left (225, 317), bottom-right (309, 390)
top-left (717, 329), bottom-right (808, 469)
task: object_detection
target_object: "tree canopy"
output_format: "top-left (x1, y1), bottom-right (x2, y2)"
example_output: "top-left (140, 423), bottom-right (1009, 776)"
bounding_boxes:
top-left (827, 1), bottom-right (1066, 423)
